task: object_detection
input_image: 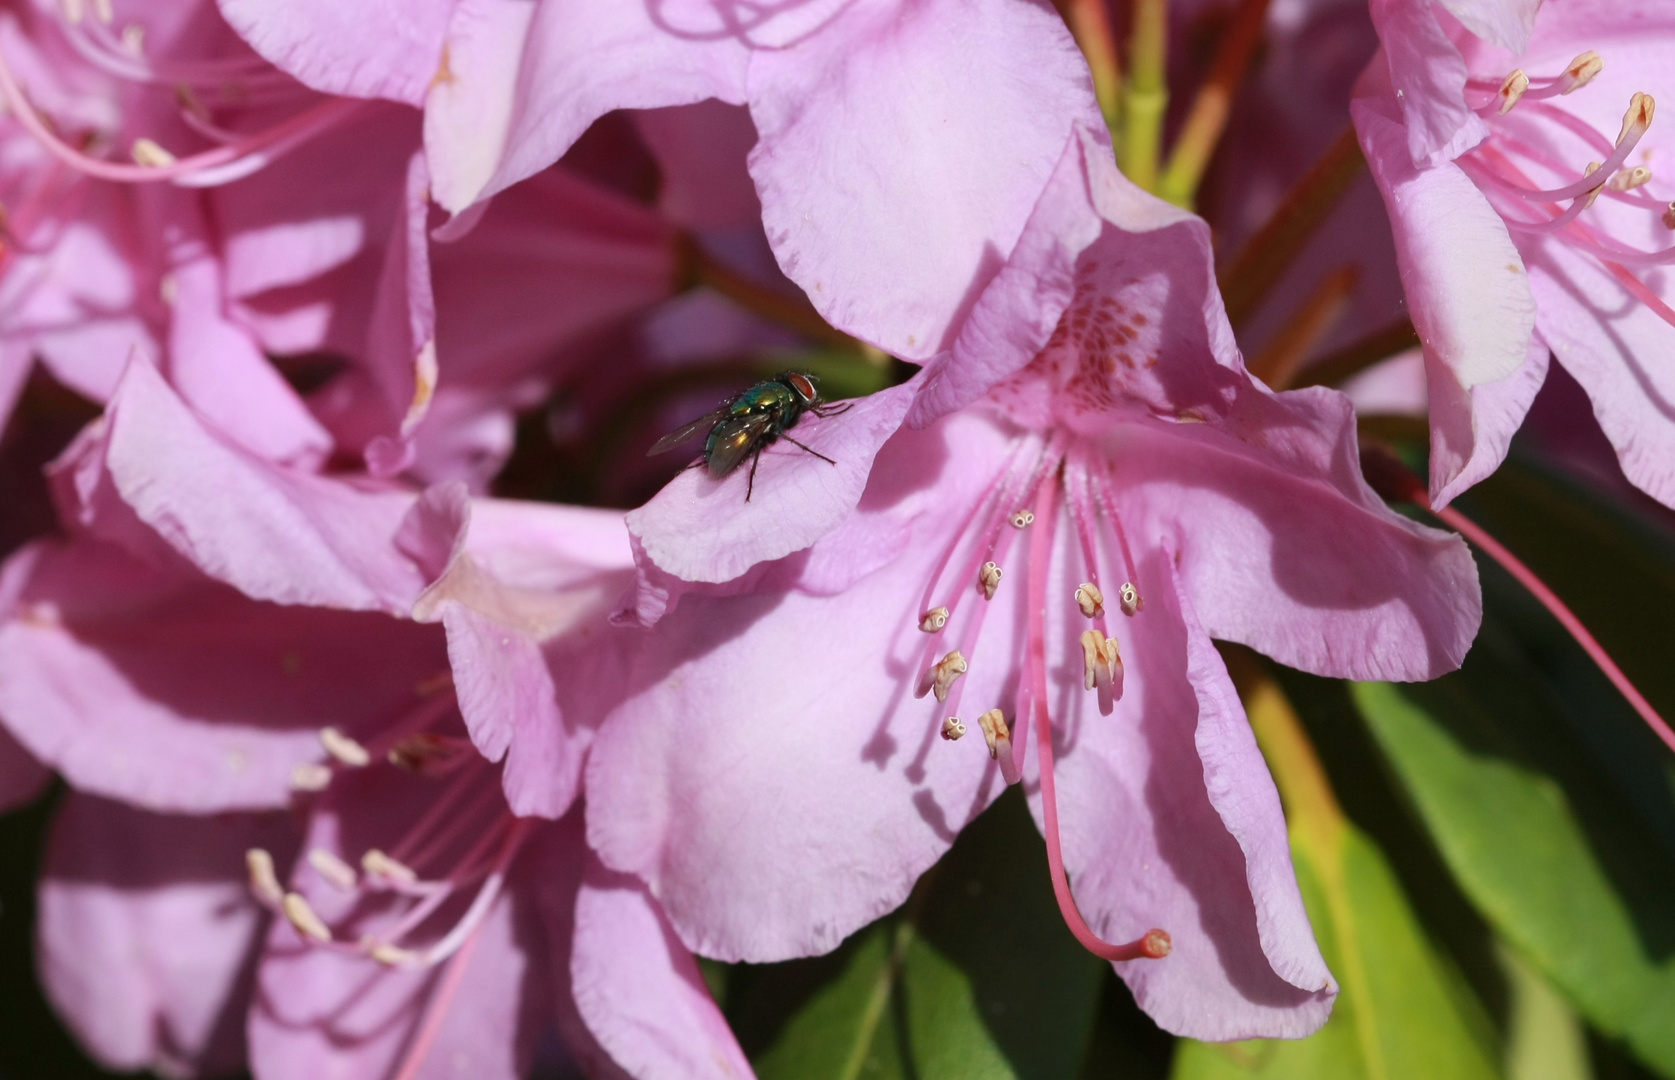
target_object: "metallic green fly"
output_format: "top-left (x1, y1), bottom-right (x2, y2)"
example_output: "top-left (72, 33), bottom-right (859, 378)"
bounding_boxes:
top-left (647, 371), bottom-right (852, 499)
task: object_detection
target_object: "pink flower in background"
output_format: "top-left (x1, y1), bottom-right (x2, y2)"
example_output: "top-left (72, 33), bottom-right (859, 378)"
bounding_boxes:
top-left (218, 0), bottom-right (1103, 361)
top-left (588, 133), bottom-right (1480, 1039)
top-left (1356, 0), bottom-right (1675, 506)
top-left (0, 361), bottom-right (750, 1078)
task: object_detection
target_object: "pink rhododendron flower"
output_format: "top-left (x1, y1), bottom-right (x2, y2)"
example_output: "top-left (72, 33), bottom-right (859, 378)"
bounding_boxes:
top-left (1355, 0), bottom-right (1675, 506)
top-left (0, 360), bottom-right (751, 1078)
top-left (219, 0), bottom-right (1103, 361)
top-left (590, 131), bottom-right (1481, 1039)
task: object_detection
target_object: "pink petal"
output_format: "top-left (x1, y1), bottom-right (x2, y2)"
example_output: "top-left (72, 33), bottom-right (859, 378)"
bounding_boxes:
top-left (38, 792), bottom-right (298, 1077)
top-left (0, 538), bottom-right (449, 812)
top-left (623, 380), bottom-right (915, 600)
top-left (423, 0), bottom-right (749, 213)
top-left (634, 101), bottom-right (763, 231)
top-left (591, 413), bottom-right (1017, 960)
top-left (1437, 0), bottom-right (1540, 52)
top-left (746, 0), bottom-right (1101, 359)
top-left (1364, 4), bottom-right (1486, 166)
top-left (215, 0), bottom-right (455, 105)
top-left (363, 148), bottom-right (438, 476)
top-left (0, 719), bottom-right (48, 813)
top-left (571, 859), bottom-right (753, 1080)
top-left (1035, 547), bottom-right (1335, 1040)
top-left (1430, 339), bottom-right (1550, 508)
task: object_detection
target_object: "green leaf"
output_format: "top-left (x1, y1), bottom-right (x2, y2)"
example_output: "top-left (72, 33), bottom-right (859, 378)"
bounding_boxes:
top-left (1172, 674), bottom-right (1500, 1080)
top-left (1500, 940), bottom-right (1593, 1080)
top-left (1354, 681), bottom-right (1675, 1076)
top-left (737, 789), bottom-right (1106, 1080)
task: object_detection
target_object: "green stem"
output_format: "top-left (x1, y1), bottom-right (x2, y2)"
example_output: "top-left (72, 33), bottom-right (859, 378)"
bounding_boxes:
top-left (1122, 0), bottom-right (1168, 190)
top-left (1157, 0), bottom-right (1274, 207)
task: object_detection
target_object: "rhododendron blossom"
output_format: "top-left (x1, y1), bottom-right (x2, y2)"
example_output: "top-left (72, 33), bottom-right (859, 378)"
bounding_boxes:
top-left (1356, 0), bottom-right (1675, 506)
top-left (589, 134), bottom-right (1480, 1040)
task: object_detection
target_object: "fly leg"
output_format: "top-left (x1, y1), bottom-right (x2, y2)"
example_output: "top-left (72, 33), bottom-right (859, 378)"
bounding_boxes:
top-left (780, 434), bottom-right (836, 466)
top-left (746, 445), bottom-right (764, 501)
top-left (813, 401), bottom-right (855, 418)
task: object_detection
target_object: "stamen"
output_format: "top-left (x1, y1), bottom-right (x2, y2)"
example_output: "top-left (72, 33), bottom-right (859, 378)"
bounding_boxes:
top-left (978, 561), bottom-right (1003, 599)
top-left (1498, 70), bottom-right (1529, 115)
top-left (1010, 510), bottom-right (1036, 528)
top-left (976, 709), bottom-right (1011, 761)
top-left (919, 606), bottom-right (951, 633)
top-left (1560, 51), bottom-right (1603, 93)
top-left (320, 727), bottom-right (371, 767)
top-left (918, 650), bottom-right (969, 702)
top-left (940, 716), bottom-right (967, 741)
top-left (282, 892), bottom-right (332, 943)
top-left (1609, 166), bottom-right (1652, 192)
top-left (362, 849), bottom-right (418, 884)
top-left (388, 733), bottom-right (473, 776)
top-left (1119, 581), bottom-right (1143, 616)
top-left (369, 942), bottom-right (419, 967)
top-left (1075, 582), bottom-right (1105, 618)
top-left (1663, 203), bottom-right (1675, 229)
top-left (289, 762), bottom-right (332, 792)
top-left (1079, 629), bottom-right (1124, 695)
top-left (129, 137), bottom-right (175, 166)
top-left (308, 849), bottom-right (358, 891)
top-left (246, 848), bottom-right (284, 906)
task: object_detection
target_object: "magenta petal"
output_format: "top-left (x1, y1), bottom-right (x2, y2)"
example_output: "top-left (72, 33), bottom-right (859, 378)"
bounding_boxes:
top-left (98, 360), bottom-right (449, 614)
top-left (38, 792), bottom-right (298, 1077)
top-left (0, 538), bottom-right (449, 812)
top-left (216, 0), bottom-right (454, 105)
top-left (424, 0), bottom-right (749, 213)
top-left (1038, 548), bottom-right (1335, 1040)
top-left (571, 859), bottom-right (752, 1080)
top-left (624, 381), bottom-right (914, 592)
top-left (747, 0), bottom-right (1100, 359)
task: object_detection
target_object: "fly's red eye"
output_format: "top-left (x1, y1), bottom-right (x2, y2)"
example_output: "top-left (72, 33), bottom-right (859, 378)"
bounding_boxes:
top-left (788, 373), bottom-right (817, 402)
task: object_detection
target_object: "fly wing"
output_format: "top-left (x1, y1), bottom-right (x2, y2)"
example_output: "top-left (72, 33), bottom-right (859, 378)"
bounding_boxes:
top-left (706, 413), bottom-right (773, 477)
top-left (647, 409), bottom-right (725, 456)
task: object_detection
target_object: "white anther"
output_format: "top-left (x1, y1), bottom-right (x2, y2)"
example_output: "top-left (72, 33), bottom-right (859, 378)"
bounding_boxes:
top-left (368, 941), bottom-right (418, 967)
top-left (1581, 162), bottom-right (1606, 209)
top-left (977, 709), bottom-right (1011, 761)
top-left (1074, 582), bottom-right (1105, 619)
top-left (319, 727), bottom-right (371, 767)
top-left (1618, 93), bottom-right (1655, 144)
top-left (919, 606), bottom-right (950, 633)
top-left (130, 137), bottom-right (176, 167)
top-left (361, 848), bottom-right (417, 884)
top-left (1009, 510), bottom-right (1035, 529)
top-left (289, 762), bottom-right (332, 792)
top-left (1609, 165), bottom-right (1653, 191)
top-left (308, 849), bottom-right (358, 891)
top-left (919, 650), bottom-right (968, 702)
top-left (978, 562), bottom-right (1003, 600)
top-left (1119, 581), bottom-right (1143, 616)
top-left (282, 892), bottom-right (332, 943)
top-left (1497, 69), bottom-right (1529, 114)
top-left (1560, 51), bottom-right (1603, 94)
top-left (941, 716), bottom-right (967, 741)
top-left (246, 848), bottom-right (284, 906)
top-left (120, 23), bottom-right (144, 55)
top-left (1080, 630), bottom-right (1123, 691)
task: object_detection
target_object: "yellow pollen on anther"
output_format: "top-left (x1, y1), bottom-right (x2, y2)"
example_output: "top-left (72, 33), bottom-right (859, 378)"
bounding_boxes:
top-left (320, 727), bottom-right (371, 768)
top-left (246, 848), bottom-right (284, 906)
top-left (362, 848), bottom-right (418, 883)
top-left (130, 138), bottom-right (176, 167)
top-left (1075, 582), bottom-right (1105, 618)
top-left (922, 650), bottom-right (969, 702)
top-left (308, 849), bottom-right (358, 891)
top-left (1080, 630), bottom-right (1122, 691)
top-left (919, 606), bottom-right (951, 633)
top-left (1562, 51), bottom-right (1604, 93)
top-left (1010, 510), bottom-right (1036, 529)
top-left (282, 892), bottom-right (332, 943)
top-left (290, 762), bottom-right (332, 792)
top-left (941, 716), bottom-right (967, 741)
top-left (1498, 69), bottom-right (1530, 114)
top-left (978, 562), bottom-right (1003, 600)
top-left (1119, 581), bottom-right (1143, 616)
top-left (1610, 165), bottom-right (1654, 191)
top-left (977, 709), bottom-right (1011, 760)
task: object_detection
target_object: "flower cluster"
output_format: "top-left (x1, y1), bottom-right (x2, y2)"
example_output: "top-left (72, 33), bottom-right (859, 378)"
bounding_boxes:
top-left (4, 0), bottom-right (1664, 1076)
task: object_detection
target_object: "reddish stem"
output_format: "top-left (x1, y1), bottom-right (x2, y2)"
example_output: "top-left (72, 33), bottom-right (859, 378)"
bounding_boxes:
top-left (1026, 474), bottom-right (1171, 963)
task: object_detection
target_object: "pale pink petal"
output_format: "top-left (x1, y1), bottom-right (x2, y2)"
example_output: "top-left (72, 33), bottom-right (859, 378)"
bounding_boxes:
top-left (1364, 4), bottom-right (1486, 166)
top-left (0, 538), bottom-right (449, 813)
top-left (424, 0), bottom-right (749, 213)
top-left (364, 148), bottom-right (438, 476)
top-left (1436, 0), bottom-right (1539, 52)
top-left (571, 859), bottom-right (753, 1080)
top-left (1035, 547), bottom-right (1334, 1040)
top-left (215, 0), bottom-right (454, 105)
top-left (1431, 339), bottom-right (1550, 507)
top-left (38, 792), bottom-right (297, 1078)
top-left (747, 0), bottom-right (1101, 359)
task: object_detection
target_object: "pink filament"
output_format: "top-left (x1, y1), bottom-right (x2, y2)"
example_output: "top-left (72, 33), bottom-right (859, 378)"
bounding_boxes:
top-left (390, 922), bottom-right (488, 1080)
top-left (1428, 501), bottom-right (1675, 756)
top-left (1025, 471), bottom-right (1170, 963)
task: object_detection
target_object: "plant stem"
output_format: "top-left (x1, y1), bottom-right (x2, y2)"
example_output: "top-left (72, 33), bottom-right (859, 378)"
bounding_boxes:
top-left (1157, 0), bottom-right (1274, 207)
top-left (1122, 0), bottom-right (1168, 190)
